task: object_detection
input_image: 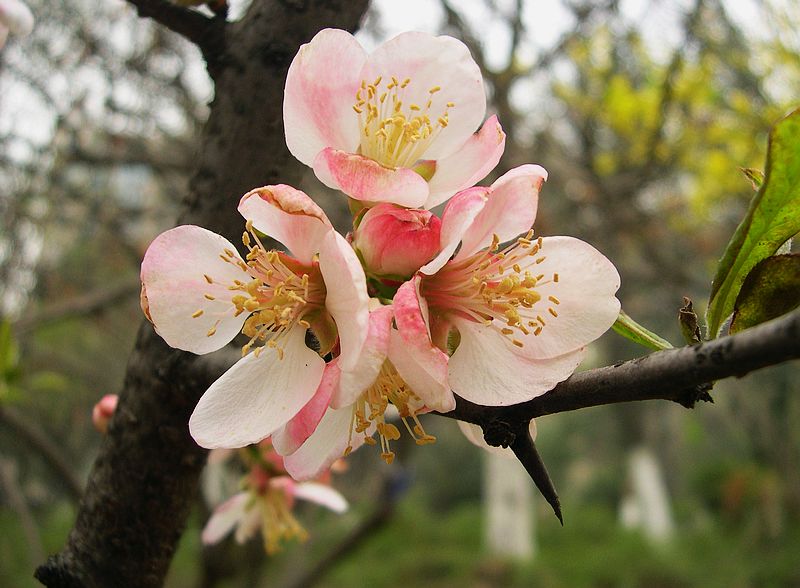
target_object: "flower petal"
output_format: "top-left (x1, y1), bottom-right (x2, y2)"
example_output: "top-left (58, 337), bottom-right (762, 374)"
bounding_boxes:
top-left (282, 406), bottom-right (361, 481)
top-left (455, 164), bottom-right (547, 260)
top-left (514, 236), bottom-right (621, 359)
top-left (391, 278), bottom-right (453, 412)
top-left (283, 28), bottom-right (366, 165)
top-left (449, 317), bottom-right (586, 405)
top-left (361, 32), bottom-right (486, 159)
top-left (458, 419), bottom-right (538, 458)
top-left (420, 187), bottom-right (488, 275)
top-left (201, 492), bottom-right (249, 545)
top-left (318, 230), bottom-right (370, 371)
top-left (0, 0), bottom-right (34, 37)
top-left (189, 326), bottom-right (325, 448)
top-left (272, 360), bottom-right (340, 456)
top-left (312, 148), bottom-right (429, 207)
top-left (332, 305), bottom-right (393, 409)
top-left (141, 225), bottom-right (250, 354)
top-left (424, 115), bottom-right (506, 209)
top-left (238, 185), bottom-right (332, 265)
top-left (293, 482), bottom-right (349, 513)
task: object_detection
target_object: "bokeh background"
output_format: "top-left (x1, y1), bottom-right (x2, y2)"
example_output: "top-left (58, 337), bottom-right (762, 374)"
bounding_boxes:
top-left (1, 0), bottom-right (799, 586)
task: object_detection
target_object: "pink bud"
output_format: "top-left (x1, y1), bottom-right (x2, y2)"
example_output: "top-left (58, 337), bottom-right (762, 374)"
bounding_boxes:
top-left (353, 203), bottom-right (441, 278)
top-left (92, 394), bottom-right (119, 434)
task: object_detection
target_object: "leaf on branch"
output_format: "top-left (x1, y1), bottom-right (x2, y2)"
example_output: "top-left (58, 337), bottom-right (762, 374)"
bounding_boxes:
top-left (707, 108), bottom-right (800, 338)
top-left (730, 254), bottom-right (800, 334)
top-left (612, 310), bottom-right (674, 351)
top-left (741, 167), bottom-right (764, 190)
top-left (678, 297), bottom-right (702, 345)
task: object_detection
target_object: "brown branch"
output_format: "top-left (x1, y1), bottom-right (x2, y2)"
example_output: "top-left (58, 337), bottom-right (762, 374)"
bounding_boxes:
top-left (444, 307), bottom-right (800, 425)
top-left (13, 279), bottom-right (140, 335)
top-left (35, 2), bottom-right (371, 586)
top-left (0, 406), bottom-right (83, 503)
top-left (125, 0), bottom-right (226, 69)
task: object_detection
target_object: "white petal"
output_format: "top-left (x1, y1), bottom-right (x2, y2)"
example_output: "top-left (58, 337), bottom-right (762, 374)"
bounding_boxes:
top-left (293, 482), bottom-right (349, 513)
top-left (362, 32), bottom-right (486, 159)
top-left (238, 185), bottom-right (332, 265)
top-left (318, 230), bottom-right (370, 371)
top-left (283, 28), bottom-right (365, 165)
top-left (333, 305), bottom-right (393, 408)
top-left (283, 406), bottom-right (360, 481)
top-left (420, 187), bottom-right (488, 275)
top-left (455, 164), bottom-right (547, 261)
top-left (140, 226), bottom-right (250, 354)
top-left (513, 236), bottom-right (621, 359)
top-left (424, 115), bottom-right (506, 209)
top-left (201, 492), bottom-right (249, 545)
top-left (189, 326), bottom-right (325, 448)
top-left (449, 318), bottom-right (586, 405)
top-left (0, 0), bottom-right (34, 37)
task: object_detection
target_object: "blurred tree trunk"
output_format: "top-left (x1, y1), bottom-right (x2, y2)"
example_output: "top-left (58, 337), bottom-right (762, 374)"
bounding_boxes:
top-left (34, 2), bottom-right (370, 586)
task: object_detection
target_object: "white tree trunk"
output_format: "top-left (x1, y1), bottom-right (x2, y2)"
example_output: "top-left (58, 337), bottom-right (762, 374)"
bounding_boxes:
top-left (484, 452), bottom-right (535, 558)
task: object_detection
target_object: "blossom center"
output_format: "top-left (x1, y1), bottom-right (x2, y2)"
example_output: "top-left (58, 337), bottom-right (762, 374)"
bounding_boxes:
top-left (421, 232), bottom-right (562, 348)
top-left (195, 221), bottom-right (327, 358)
top-left (353, 76), bottom-right (453, 169)
top-left (346, 362), bottom-right (436, 464)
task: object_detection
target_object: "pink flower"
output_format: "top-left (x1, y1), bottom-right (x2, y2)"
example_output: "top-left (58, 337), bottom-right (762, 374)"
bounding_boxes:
top-left (274, 304), bottom-right (443, 479)
top-left (353, 203), bottom-right (442, 278)
top-left (91, 394), bottom-right (119, 434)
top-left (284, 29), bottom-right (506, 209)
top-left (392, 165), bottom-right (621, 408)
top-left (202, 449), bottom-right (348, 553)
top-left (140, 185), bottom-right (369, 449)
top-left (0, 0), bottom-right (33, 48)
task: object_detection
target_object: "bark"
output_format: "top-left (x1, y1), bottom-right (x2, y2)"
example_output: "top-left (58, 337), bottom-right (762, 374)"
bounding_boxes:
top-left (35, 1), bottom-right (370, 586)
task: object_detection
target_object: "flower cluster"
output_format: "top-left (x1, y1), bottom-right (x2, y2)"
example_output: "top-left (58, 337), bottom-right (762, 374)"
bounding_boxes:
top-left (140, 29), bottom-right (620, 483)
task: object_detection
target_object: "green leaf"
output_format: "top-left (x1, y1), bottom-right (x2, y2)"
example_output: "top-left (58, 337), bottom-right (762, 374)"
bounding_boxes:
top-left (707, 108), bottom-right (800, 337)
top-left (612, 310), bottom-right (674, 351)
top-left (730, 254), bottom-right (800, 334)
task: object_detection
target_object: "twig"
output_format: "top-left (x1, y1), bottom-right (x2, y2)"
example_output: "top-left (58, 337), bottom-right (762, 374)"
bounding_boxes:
top-left (0, 406), bottom-right (83, 502)
top-left (125, 0), bottom-right (225, 64)
top-left (0, 455), bottom-right (45, 565)
top-left (444, 307), bottom-right (800, 426)
top-left (13, 279), bottom-right (140, 335)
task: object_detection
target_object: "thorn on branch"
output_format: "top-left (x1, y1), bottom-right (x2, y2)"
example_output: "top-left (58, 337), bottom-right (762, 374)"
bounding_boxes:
top-left (510, 427), bottom-right (563, 525)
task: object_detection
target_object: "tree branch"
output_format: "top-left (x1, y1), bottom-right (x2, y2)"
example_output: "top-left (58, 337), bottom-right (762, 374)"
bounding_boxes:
top-left (0, 406), bottom-right (83, 503)
top-left (444, 308), bottom-right (800, 425)
top-left (125, 0), bottom-right (226, 66)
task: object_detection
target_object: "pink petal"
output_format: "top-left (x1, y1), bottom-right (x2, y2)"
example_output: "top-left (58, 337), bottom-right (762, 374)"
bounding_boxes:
top-left (361, 32), bottom-right (486, 160)
top-left (238, 185), bottom-right (332, 265)
top-left (455, 164), bottom-right (547, 261)
top-left (513, 236), bottom-right (621, 359)
top-left (272, 360), bottom-right (340, 456)
top-left (283, 406), bottom-right (361, 481)
top-left (332, 305), bottom-right (393, 409)
top-left (312, 148), bottom-right (429, 207)
top-left (420, 187), bottom-right (488, 275)
top-left (140, 225), bottom-right (250, 354)
top-left (457, 419), bottom-right (537, 458)
top-left (189, 326), bottom-right (325, 448)
top-left (201, 492), bottom-right (249, 545)
top-left (390, 278), bottom-right (453, 412)
top-left (318, 230), bottom-right (370, 371)
top-left (449, 317), bottom-right (587, 405)
top-left (283, 28), bottom-right (365, 165)
top-left (424, 115), bottom-right (506, 209)
top-left (293, 482), bottom-right (349, 513)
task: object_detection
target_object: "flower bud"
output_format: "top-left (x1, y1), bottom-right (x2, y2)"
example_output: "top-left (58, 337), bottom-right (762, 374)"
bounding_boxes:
top-left (354, 203), bottom-right (441, 278)
top-left (92, 394), bottom-right (119, 434)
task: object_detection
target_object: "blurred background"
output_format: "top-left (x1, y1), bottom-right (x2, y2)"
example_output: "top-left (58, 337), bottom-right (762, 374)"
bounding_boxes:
top-left (1, 0), bottom-right (799, 586)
